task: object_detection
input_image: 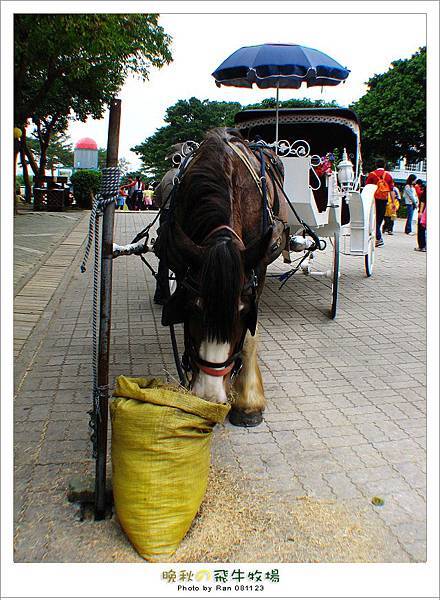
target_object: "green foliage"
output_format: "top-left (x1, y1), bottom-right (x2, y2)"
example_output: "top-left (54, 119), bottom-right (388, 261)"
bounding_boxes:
top-left (244, 97), bottom-right (340, 110)
top-left (351, 47), bottom-right (426, 169)
top-left (131, 97), bottom-right (241, 179)
top-left (131, 96), bottom-right (339, 178)
top-left (97, 148), bottom-right (107, 170)
top-left (70, 169), bottom-right (102, 209)
top-left (15, 174), bottom-right (25, 187)
top-left (26, 132), bottom-right (73, 168)
top-left (14, 14), bottom-right (173, 126)
top-left (14, 14), bottom-right (172, 185)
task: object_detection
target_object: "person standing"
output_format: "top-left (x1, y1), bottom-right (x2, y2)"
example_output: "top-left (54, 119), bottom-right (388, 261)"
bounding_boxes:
top-left (415, 185), bottom-right (427, 252)
top-left (125, 176), bottom-right (145, 211)
top-left (116, 186), bottom-right (127, 210)
top-left (125, 178), bottom-right (135, 210)
top-left (414, 179), bottom-right (424, 201)
top-left (403, 174), bottom-right (419, 235)
top-left (133, 176), bottom-right (145, 211)
top-left (366, 159), bottom-right (395, 247)
top-left (142, 186), bottom-right (154, 210)
top-left (383, 185), bottom-right (401, 235)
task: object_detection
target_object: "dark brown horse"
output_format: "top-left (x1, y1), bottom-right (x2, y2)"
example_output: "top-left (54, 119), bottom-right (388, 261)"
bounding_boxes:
top-left (158, 128), bottom-right (288, 426)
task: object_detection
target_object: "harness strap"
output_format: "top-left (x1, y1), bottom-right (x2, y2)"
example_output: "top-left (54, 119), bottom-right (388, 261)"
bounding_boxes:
top-left (196, 361), bottom-right (235, 378)
top-left (202, 225), bottom-right (245, 247)
top-left (226, 140), bottom-right (263, 194)
top-left (195, 349), bottom-right (243, 370)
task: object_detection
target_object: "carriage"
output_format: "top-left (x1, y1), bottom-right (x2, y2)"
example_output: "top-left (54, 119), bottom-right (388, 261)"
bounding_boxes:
top-left (234, 107), bottom-right (376, 318)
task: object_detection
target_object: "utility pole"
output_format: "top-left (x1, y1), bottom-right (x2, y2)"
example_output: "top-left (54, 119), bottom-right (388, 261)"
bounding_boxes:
top-left (94, 98), bottom-right (121, 520)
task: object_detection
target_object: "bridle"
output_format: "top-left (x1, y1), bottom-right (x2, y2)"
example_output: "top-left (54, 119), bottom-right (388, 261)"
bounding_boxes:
top-left (160, 133), bottom-right (288, 387)
top-left (180, 224), bottom-right (258, 383)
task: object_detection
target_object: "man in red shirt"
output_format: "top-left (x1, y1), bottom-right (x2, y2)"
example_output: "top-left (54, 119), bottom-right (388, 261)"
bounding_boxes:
top-left (365, 159), bottom-right (396, 247)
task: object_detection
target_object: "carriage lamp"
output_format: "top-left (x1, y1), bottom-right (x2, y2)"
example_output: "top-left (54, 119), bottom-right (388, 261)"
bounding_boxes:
top-left (337, 148), bottom-right (354, 189)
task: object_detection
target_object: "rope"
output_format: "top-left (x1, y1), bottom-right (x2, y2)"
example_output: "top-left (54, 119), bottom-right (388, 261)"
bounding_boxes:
top-left (80, 167), bottom-right (121, 457)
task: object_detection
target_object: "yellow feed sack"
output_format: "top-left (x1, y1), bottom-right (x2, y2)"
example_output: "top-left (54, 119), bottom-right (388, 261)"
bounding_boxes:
top-left (111, 376), bottom-right (230, 562)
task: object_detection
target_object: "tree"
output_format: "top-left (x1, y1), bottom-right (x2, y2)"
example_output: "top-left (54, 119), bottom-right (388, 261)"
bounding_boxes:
top-left (244, 97), bottom-right (340, 110)
top-left (70, 169), bottom-right (102, 209)
top-left (131, 97), bottom-right (242, 179)
top-left (97, 148), bottom-right (107, 170)
top-left (117, 157), bottom-right (130, 177)
top-left (31, 120), bottom-right (72, 175)
top-left (14, 14), bottom-right (172, 198)
top-left (20, 130), bottom-right (73, 199)
top-left (14, 14), bottom-right (172, 127)
top-left (351, 47), bottom-right (426, 169)
top-left (131, 96), bottom-right (339, 178)
top-left (96, 149), bottom-right (132, 175)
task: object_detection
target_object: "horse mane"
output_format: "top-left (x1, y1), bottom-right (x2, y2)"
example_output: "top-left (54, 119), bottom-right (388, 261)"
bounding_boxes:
top-left (177, 128), bottom-right (245, 342)
top-left (178, 128), bottom-right (237, 243)
top-left (200, 237), bottom-right (242, 342)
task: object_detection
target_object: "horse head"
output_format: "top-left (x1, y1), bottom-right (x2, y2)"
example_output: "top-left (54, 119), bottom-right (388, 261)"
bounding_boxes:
top-left (165, 222), bottom-right (282, 404)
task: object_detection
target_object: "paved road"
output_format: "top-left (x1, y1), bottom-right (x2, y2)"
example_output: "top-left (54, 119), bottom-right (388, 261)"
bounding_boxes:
top-left (14, 208), bottom-right (85, 294)
top-left (13, 211), bottom-right (426, 562)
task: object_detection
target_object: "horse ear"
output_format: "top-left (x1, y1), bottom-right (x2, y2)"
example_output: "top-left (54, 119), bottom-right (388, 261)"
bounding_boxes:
top-left (173, 222), bottom-right (204, 267)
top-left (242, 226), bottom-right (274, 270)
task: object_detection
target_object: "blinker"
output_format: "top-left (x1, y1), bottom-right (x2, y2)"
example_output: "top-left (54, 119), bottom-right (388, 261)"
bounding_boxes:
top-left (161, 286), bottom-right (186, 326)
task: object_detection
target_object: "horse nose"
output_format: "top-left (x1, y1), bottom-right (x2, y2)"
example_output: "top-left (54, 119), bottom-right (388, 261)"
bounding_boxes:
top-left (191, 373), bottom-right (228, 404)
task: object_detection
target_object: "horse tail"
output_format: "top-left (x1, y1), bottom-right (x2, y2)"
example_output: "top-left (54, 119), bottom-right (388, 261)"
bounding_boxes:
top-left (200, 238), bottom-right (242, 343)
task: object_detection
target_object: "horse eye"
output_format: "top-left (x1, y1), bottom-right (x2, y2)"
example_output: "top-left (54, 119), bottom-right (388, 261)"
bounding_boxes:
top-left (189, 297), bottom-right (203, 313)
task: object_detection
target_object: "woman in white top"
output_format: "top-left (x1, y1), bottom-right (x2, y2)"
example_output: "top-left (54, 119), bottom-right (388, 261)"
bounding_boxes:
top-left (403, 174), bottom-right (418, 235)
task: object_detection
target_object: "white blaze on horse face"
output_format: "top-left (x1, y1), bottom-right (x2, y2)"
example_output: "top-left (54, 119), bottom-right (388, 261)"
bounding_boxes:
top-left (192, 340), bottom-right (230, 404)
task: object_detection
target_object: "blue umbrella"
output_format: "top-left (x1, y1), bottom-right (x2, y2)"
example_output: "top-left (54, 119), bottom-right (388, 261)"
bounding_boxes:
top-left (212, 43), bottom-right (350, 145)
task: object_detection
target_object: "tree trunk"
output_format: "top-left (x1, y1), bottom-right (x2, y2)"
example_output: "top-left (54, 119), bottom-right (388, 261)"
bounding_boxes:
top-left (35, 113), bottom-right (61, 185)
top-left (23, 140), bottom-right (39, 176)
top-left (14, 140), bottom-right (20, 215)
top-left (37, 142), bottom-right (49, 186)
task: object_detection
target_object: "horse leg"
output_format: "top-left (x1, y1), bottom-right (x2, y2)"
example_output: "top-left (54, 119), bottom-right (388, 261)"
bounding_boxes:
top-left (229, 328), bottom-right (265, 427)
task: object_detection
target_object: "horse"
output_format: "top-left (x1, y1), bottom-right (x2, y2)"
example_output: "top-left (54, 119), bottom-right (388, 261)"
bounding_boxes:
top-left (157, 127), bottom-right (288, 427)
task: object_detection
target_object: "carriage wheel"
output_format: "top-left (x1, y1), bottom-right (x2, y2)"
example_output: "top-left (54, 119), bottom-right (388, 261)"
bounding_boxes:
top-left (330, 234), bottom-right (340, 320)
top-left (365, 203), bottom-right (376, 277)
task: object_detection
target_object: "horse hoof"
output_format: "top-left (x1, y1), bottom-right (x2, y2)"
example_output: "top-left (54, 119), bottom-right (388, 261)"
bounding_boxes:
top-left (228, 408), bottom-right (263, 428)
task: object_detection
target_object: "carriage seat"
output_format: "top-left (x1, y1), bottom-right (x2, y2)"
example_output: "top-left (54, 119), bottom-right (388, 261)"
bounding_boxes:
top-left (281, 156), bottom-right (330, 229)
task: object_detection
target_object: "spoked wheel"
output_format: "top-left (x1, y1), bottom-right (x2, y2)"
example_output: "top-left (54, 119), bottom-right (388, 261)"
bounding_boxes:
top-left (330, 234), bottom-right (340, 319)
top-left (365, 202), bottom-right (376, 277)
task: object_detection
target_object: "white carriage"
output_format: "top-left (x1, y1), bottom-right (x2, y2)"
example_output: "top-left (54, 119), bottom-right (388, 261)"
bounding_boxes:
top-left (235, 107), bottom-right (376, 318)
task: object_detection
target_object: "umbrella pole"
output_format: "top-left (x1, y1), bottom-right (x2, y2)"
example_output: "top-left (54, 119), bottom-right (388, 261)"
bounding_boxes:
top-left (275, 82), bottom-right (280, 153)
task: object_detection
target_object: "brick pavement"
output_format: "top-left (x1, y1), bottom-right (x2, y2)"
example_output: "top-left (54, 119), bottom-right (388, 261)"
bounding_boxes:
top-left (14, 210), bottom-right (88, 361)
top-left (14, 208), bottom-right (85, 294)
top-left (13, 211), bottom-right (426, 562)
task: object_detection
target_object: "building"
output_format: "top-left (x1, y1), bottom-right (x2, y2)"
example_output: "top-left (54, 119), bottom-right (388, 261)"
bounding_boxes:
top-left (73, 137), bottom-right (98, 170)
top-left (390, 158), bottom-right (427, 185)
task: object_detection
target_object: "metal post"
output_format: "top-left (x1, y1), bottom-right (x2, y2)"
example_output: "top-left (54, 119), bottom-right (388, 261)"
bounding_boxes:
top-left (94, 98), bottom-right (121, 520)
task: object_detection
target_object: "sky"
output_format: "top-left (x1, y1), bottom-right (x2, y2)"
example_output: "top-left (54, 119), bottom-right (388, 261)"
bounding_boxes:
top-left (67, 10), bottom-right (426, 170)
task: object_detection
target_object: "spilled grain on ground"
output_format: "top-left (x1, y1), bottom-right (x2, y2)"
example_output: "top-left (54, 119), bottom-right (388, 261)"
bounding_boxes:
top-left (170, 465), bottom-right (407, 563)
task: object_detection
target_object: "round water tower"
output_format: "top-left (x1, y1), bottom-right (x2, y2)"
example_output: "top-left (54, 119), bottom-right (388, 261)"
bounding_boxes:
top-left (74, 137), bottom-right (98, 170)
